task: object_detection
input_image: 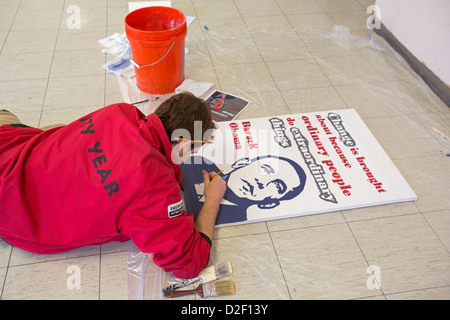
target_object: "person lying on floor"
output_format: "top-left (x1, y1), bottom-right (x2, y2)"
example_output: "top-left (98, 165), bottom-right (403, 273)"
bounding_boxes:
top-left (0, 92), bottom-right (226, 279)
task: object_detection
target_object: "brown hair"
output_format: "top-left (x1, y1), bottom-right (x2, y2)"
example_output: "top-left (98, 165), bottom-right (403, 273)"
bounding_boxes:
top-left (154, 92), bottom-right (216, 145)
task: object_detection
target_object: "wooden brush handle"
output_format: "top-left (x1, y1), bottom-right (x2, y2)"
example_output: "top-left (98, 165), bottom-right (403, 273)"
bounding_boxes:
top-left (164, 285), bottom-right (202, 298)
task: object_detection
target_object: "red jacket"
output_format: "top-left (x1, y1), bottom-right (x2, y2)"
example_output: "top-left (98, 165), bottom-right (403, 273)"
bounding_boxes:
top-left (0, 103), bottom-right (210, 279)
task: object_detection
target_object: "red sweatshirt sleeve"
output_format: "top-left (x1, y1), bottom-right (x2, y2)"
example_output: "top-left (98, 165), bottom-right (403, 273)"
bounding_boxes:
top-left (119, 157), bottom-right (211, 279)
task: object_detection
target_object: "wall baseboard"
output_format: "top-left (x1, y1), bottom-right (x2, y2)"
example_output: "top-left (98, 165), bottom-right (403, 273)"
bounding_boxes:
top-left (374, 23), bottom-right (450, 107)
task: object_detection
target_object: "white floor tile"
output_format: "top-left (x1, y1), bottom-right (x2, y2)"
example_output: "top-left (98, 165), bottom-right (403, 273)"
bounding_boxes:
top-left (0, 52), bottom-right (53, 81)
top-left (9, 245), bottom-right (100, 267)
top-left (271, 223), bottom-right (379, 299)
top-left (214, 62), bottom-right (278, 93)
top-left (43, 74), bottom-right (105, 110)
top-left (2, 29), bottom-right (58, 54)
top-left (0, 241), bottom-right (12, 268)
top-left (349, 214), bottom-right (450, 294)
top-left (2, 255), bottom-right (100, 300)
top-left (394, 155), bottom-right (450, 213)
top-left (0, 79), bottom-right (48, 113)
top-left (423, 210), bottom-right (450, 252)
top-left (99, 251), bottom-right (129, 300)
top-left (386, 286), bottom-right (450, 300)
top-left (50, 49), bottom-right (105, 78)
top-left (266, 59), bottom-right (331, 90)
top-left (276, 0), bottom-right (324, 15)
top-left (316, 0), bottom-right (364, 12)
top-left (11, 9), bottom-right (62, 32)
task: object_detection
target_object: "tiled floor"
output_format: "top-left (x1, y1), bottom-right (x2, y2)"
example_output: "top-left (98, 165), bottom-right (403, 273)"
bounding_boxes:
top-left (1, 0), bottom-right (449, 300)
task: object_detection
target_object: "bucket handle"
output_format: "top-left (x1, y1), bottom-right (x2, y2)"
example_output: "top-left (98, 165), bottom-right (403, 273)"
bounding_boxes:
top-left (130, 40), bottom-right (176, 69)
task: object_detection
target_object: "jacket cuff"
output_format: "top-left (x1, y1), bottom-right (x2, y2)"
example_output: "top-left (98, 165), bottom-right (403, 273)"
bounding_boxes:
top-left (199, 232), bottom-right (212, 247)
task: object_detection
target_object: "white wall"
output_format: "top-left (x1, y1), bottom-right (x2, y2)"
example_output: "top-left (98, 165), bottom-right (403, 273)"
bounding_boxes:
top-left (376, 0), bottom-right (450, 86)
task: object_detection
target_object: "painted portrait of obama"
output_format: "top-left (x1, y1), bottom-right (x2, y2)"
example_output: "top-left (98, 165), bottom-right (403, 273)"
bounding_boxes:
top-left (180, 155), bottom-right (307, 225)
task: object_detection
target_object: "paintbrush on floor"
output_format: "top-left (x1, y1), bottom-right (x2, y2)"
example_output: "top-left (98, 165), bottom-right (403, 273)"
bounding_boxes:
top-left (162, 261), bottom-right (232, 294)
top-left (164, 280), bottom-right (235, 299)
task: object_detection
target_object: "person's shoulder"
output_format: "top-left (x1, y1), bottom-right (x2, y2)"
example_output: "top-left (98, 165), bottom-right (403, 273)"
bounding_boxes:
top-left (103, 102), bottom-right (136, 113)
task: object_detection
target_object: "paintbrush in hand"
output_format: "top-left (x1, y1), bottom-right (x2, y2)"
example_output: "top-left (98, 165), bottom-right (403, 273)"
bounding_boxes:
top-left (164, 280), bottom-right (235, 299)
top-left (162, 262), bottom-right (232, 294)
top-left (209, 170), bottom-right (224, 180)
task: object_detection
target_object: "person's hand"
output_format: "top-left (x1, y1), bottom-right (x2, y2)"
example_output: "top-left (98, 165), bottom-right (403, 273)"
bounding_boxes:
top-left (202, 170), bottom-right (226, 206)
top-left (194, 171), bottom-right (227, 241)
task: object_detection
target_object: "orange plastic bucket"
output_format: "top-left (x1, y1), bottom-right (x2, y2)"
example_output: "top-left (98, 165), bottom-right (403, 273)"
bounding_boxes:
top-left (125, 7), bottom-right (187, 94)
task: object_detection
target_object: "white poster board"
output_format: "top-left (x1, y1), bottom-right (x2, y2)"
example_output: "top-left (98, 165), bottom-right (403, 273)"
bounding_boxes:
top-left (180, 109), bottom-right (417, 227)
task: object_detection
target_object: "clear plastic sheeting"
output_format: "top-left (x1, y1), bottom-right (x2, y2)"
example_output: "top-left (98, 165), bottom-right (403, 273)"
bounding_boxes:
top-left (114, 74), bottom-right (176, 115)
top-left (302, 25), bottom-right (385, 52)
top-left (124, 23), bottom-right (450, 299)
top-left (127, 243), bottom-right (179, 300)
top-left (127, 234), bottom-right (290, 300)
